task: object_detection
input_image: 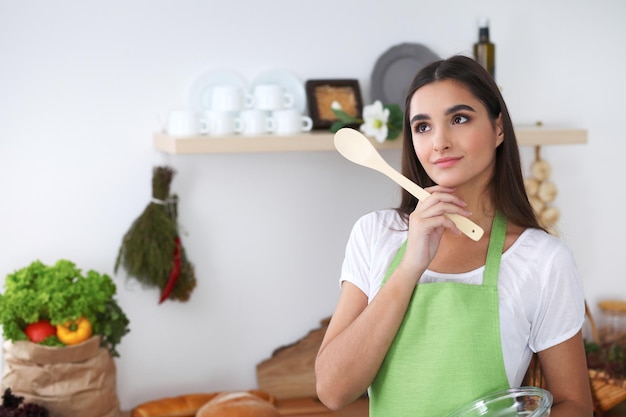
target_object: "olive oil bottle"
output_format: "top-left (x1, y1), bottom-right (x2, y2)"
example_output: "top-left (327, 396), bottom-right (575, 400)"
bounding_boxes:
top-left (473, 18), bottom-right (495, 79)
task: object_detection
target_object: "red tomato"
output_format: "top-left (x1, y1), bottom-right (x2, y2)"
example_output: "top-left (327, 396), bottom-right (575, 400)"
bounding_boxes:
top-left (24, 320), bottom-right (57, 343)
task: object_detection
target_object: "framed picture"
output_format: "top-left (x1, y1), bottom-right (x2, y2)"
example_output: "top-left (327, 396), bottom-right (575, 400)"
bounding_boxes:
top-left (305, 79), bottom-right (363, 130)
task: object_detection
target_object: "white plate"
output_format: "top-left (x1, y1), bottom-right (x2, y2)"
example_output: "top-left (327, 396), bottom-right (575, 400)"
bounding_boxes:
top-left (189, 69), bottom-right (249, 113)
top-left (251, 69), bottom-right (307, 114)
top-left (370, 43), bottom-right (439, 111)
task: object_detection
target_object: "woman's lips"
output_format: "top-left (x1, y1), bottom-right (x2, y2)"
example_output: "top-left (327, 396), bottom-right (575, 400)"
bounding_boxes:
top-left (433, 156), bottom-right (462, 168)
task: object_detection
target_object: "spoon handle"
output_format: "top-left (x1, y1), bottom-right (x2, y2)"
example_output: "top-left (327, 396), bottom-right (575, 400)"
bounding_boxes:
top-left (373, 157), bottom-right (485, 242)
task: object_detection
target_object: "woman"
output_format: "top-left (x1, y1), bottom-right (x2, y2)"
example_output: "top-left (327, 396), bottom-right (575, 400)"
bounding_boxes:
top-left (315, 55), bottom-right (593, 416)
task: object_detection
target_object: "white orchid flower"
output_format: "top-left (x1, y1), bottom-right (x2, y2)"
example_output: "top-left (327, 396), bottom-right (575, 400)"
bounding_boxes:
top-left (360, 100), bottom-right (390, 143)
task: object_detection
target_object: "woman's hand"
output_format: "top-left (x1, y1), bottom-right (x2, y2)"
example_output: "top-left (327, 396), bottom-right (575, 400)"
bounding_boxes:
top-left (398, 186), bottom-right (472, 279)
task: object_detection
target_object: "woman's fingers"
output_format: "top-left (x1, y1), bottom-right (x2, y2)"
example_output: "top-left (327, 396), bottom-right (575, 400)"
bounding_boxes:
top-left (422, 186), bottom-right (467, 208)
top-left (399, 188), bottom-right (471, 273)
top-left (415, 188), bottom-right (472, 225)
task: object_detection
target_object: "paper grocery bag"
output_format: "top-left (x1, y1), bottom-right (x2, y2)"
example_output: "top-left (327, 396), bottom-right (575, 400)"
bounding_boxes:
top-left (1, 336), bottom-right (121, 417)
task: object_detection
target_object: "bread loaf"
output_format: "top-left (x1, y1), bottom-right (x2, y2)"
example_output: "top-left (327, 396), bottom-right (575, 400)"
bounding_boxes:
top-left (131, 393), bottom-right (219, 417)
top-left (131, 390), bottom-right (275, 417)
top-left (196, 391), bottom-right (281, 417)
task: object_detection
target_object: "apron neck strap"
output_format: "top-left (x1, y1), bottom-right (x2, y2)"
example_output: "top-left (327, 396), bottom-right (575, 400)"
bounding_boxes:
top-left (483, 211), bottom-right (507, 287)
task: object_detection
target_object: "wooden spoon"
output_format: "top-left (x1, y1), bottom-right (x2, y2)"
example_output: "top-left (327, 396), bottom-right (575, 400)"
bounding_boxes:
top-left (334, 128), bottom-right (484, 241)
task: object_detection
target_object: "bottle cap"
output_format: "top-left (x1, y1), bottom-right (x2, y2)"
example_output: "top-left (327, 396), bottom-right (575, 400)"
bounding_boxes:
top-left (478, 17), bottom-right (490, 28)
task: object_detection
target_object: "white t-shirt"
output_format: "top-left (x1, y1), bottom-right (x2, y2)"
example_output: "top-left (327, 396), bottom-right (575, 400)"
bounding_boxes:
top-left (340, 209), bottom-right (586, 387)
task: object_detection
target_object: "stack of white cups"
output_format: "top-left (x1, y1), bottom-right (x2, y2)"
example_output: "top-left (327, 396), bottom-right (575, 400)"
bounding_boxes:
top-left (165, 83), bottom-right (313, 137)
top-left (247, 84), bottom-right (313, 136)
top-left (200, 85), bottom-right (251, 135)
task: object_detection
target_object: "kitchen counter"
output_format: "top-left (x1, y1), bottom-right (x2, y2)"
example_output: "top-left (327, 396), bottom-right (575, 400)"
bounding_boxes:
top-left (120, 398), bottom-right (365, 417)
top-left (123, 396), bottom-right (626, 416)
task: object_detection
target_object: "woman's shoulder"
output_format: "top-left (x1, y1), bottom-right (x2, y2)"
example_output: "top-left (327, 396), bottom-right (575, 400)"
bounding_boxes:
top-left (512, 228), bottom-right (571, 254)
top-left (504, 227), bottom-right (577, 273)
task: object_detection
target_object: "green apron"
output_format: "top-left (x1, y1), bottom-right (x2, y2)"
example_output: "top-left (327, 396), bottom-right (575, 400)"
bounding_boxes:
top-left (369, 212), bottom-right (510, 417)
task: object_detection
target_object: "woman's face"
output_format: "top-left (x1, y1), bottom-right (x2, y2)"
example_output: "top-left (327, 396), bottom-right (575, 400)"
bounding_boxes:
top-left (408, 79), bottom-right (503, 191)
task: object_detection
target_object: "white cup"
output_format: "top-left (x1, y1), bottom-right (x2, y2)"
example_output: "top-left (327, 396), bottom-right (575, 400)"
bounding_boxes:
top-left (253, 84), bottom-right (295, 111)
top-left (166, 110), bottom-right (199, 136)
top-left (239, 109), bottom-right (274, 135)
top-left (270, 109), bottom-right (313, 135)
top-left (200, 110), bottom-right (243, 136)
top-left (211, 85), bottom-right (254, 112)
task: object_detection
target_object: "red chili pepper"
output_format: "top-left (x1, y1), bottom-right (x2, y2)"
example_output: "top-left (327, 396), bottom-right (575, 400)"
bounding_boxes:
top-left (159, 236), bottom-right (182, 304)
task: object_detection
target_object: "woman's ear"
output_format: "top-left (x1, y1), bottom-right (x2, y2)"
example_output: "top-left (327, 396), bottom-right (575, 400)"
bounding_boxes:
top-left (495, 113), bottom-right (504, 147)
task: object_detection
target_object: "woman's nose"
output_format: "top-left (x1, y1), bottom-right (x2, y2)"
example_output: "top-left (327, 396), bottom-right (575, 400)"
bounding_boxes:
top-left (432, 130), bottom-right (451, 151)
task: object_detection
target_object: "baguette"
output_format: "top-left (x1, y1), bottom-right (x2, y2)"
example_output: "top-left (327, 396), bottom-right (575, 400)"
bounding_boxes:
top-left (131, 390), bottom-right (275, 417)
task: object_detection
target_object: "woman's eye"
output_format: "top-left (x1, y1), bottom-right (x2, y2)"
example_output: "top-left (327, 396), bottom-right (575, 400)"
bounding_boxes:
top-left (452, 115), bottom-right (469, 124)
top-left (415, 123), bottom-right (431, 133)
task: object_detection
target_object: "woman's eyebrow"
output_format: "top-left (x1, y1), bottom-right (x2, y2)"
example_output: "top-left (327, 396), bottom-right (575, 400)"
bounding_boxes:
top-left (445, 104), bottom-right (476, 115)
top-left (410, 113), bottom-right (429, 124)
top-left (410, 104), bottom-right (477, 124)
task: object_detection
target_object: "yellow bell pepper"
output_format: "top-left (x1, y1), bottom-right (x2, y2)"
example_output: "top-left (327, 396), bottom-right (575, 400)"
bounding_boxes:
top-left (56, 316), bottom-right (92, 345)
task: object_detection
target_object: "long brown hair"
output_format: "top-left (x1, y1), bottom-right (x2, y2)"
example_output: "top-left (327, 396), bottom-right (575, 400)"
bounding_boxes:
top-left (398, 55), bottom-right (542, 231)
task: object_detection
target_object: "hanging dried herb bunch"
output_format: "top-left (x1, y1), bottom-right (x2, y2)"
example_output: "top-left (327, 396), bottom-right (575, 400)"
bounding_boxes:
top-left (115, 166), bottom-right (196, 303)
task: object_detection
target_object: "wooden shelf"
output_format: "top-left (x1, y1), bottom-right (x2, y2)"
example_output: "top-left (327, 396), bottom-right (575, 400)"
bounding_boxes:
top-left (153, 131), bottom-right (402, 154)
top-left (514, 125), bottom-right (588, 146)
top-left (153, 126), bottom-right (587, 155)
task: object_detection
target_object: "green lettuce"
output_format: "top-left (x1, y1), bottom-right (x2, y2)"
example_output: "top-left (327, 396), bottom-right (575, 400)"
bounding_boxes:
top-left (0, 259), bottom-right (130, 357)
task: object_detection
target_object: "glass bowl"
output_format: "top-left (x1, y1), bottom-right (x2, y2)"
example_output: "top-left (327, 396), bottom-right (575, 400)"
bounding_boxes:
top-left (446, 386), bottom-right (553, 417)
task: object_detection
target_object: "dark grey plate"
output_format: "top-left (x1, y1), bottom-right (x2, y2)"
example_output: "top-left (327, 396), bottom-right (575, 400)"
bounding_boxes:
top-left (370, 43), bottom-right (439, 111)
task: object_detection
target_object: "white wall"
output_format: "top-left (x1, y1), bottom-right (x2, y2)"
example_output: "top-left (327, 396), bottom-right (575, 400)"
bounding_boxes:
top-left (1, 0), bottom-right (624, 410)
